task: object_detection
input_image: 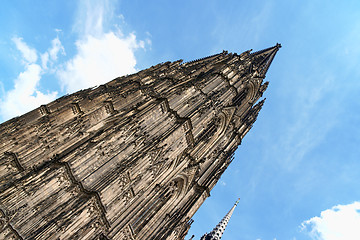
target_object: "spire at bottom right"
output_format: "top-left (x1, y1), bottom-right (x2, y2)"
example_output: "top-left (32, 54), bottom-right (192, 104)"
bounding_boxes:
top-left (200, 198), bottom-right (240, 240)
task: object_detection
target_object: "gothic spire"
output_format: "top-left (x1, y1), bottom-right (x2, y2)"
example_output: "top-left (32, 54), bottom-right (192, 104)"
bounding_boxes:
top-left (200, 198), bottom-right (240, 240)
top-left (250, 43), bottom-right (281, 78)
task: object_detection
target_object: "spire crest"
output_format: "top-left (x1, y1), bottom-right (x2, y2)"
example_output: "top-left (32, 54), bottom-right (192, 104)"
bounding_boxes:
top-left (250, 43), bottom-right (281, 77)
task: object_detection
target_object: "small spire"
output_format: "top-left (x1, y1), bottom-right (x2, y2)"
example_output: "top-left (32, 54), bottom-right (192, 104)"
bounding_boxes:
top-left (243, 99), bottom-right (266, 126)
top-left (200, 198), bottom-right (240, 240)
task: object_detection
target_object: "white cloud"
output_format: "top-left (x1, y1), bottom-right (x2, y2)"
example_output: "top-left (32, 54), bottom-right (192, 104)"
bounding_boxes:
top-left (73, 0), bottom-right (112, 37)
top-left (0, 37), bottom-right (60, 121)
top-left (1, 0), bottom-right (148, 121)
top-left (57, 0), bottom-right (147, 93)
top-left (40, 52), bottom-right (49, 70)
top-left (41, 36), bottom-right (65, 70)
top-left (57, 32), bottom-right (142, 93)
top-left (0, 63), bottom-right (57, 120)
top-left (49, 37), bottom-right (65, 61)
top-left (301, 202), bottom-right (360, 240)
top-left (12, 37), bottom-right (38, 64)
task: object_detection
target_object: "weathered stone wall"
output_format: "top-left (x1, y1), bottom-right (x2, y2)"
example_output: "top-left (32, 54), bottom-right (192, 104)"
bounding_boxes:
top-left (0, 44), bottom-right (280, 240)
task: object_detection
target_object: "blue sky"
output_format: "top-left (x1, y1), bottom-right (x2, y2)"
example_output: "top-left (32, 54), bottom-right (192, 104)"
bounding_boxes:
top-left (1, 1), bottom-right (360, 239)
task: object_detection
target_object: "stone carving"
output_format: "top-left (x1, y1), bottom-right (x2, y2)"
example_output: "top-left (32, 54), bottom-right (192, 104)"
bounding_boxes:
top-left (39, 105), bottom-right (50, 116)
top-left (71, 102), bottom-right (82, 115)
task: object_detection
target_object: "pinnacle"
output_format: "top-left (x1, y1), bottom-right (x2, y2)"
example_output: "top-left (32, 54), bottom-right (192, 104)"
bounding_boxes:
top-left (251, 99), bottom-right (266, 117)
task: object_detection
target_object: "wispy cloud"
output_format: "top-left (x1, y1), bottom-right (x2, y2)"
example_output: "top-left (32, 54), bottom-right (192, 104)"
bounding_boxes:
top-left (57, 32), bottom-right (143, 93)
top-left (271, 4), bottom-right (360, 172)
top-left (301, 202), bottom-right (360, 240)
top-left (57, 0), bottom-right (147, 93)
top-left (49, 37), bottom-right (65, 62)
top-left (41, 36), bottom-right (66, 70)
top-left (73, 0), bottom-right (113, 37)
top-left (220, 180), bottom-right (226, 186)
top-left (1, 0), bottom-right (149, 121)
top-left (274, 72), bottom-right (339, 170)
top-left (0, 37), bottom-right (58, 121)
top-left (12, 37), bottom-right (38, 64)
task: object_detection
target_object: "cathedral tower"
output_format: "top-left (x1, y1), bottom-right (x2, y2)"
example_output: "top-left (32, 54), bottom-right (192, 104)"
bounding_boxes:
top-left (0, 44), bottom-right (280, 239)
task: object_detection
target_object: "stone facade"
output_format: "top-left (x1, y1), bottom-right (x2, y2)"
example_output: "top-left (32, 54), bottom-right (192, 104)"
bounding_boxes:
top-left (0, 44), bottom-right (280, 240)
